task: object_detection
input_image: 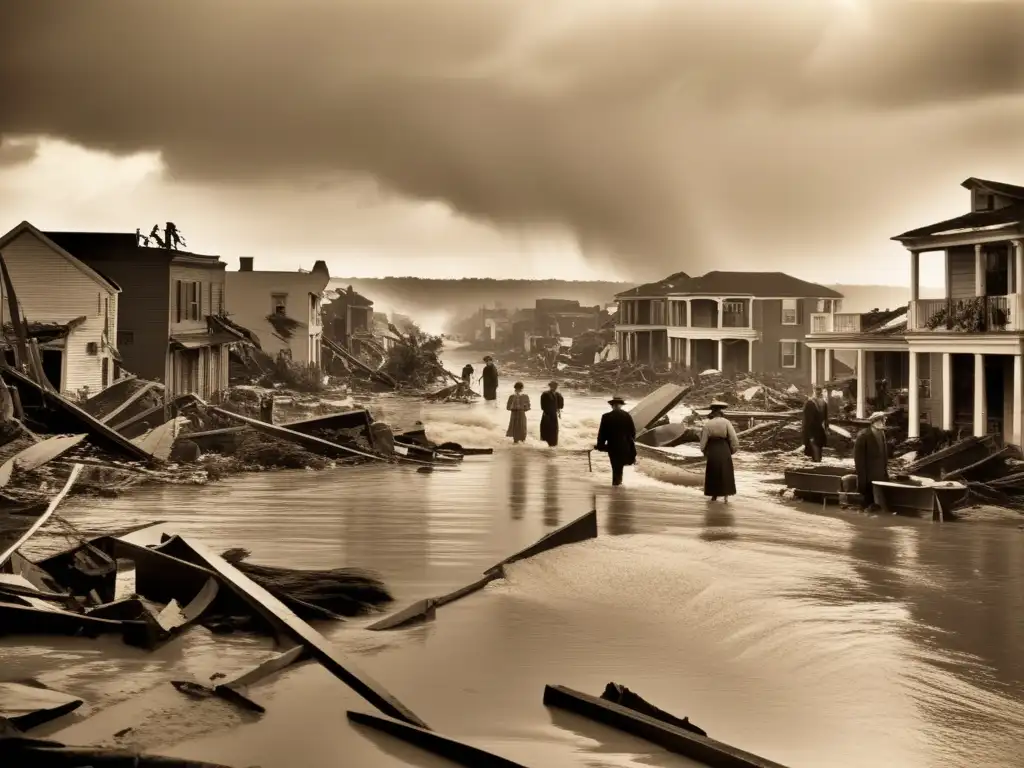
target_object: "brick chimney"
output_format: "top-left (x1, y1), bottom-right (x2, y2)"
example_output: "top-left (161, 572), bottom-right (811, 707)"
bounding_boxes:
top-left (239, 257), bottom-right (254, 272)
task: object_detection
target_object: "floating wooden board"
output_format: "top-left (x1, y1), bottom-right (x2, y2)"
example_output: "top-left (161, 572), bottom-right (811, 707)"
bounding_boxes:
top-left (628, 384), bottom-right (689, 433)
top-left (0, 602), bottom-right (143, 638)
top-left (0, 741), bottom-right (236, 767)
top-left (0, 464), bottom-right (83, 568)
top-left (543, 685), bottom-right (789, 768)
top-left (484, 509), bottom-right (597, 575)
top-left (346, 710), bottom-right (529, 768)
top-left (0, 680), bottom-right (83, 731)
top-left (154, 577), bottom-right (219, 633)
top-left (367, 570), bottom-right (503, 631)
top-left (168, 535), bottom-right (429, 730)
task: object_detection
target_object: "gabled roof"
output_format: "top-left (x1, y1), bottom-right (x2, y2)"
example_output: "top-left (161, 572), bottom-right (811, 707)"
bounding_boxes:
top-left (0, 221), bottom-right (121, 293)
top-left (961, 177), bottom-right (1024, 200)
top-left (891, 202), bottom-right (1024, 241)
top-left (616, 270), bottom-right (840, 299)
top-left (615, 271), bottom-right (691, 297)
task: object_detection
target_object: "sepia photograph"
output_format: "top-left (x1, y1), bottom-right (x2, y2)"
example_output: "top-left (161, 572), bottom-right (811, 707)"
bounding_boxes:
top-left (1, 1), bottom-right (1023, 766)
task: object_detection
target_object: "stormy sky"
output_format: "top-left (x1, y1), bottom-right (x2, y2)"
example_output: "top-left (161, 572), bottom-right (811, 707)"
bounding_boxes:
top-left (1, 0), bottom-right (1023, 284)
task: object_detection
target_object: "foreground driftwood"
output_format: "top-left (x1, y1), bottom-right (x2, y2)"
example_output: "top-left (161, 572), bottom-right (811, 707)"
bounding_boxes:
top-left (165, 535), bottom-right (429, 729)
top-left (368, 509), bottom-right (598, 631)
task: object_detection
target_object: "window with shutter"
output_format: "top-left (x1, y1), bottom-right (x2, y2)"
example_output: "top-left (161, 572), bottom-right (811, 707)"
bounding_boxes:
top-left (780, 340), bottom-right (797, 368)
top-left (175, 280), bottom-right (183, 322)
top-left (781, 299), bottom-right (798, 325)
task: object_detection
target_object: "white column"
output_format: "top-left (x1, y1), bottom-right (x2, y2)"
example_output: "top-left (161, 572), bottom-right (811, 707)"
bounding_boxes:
top-left (1015, 240), bottom-right (1024, 293)
top-left (685, 337), bottom-right (691, 368)
top-left (855, 348), bottom-right (866, 419)
top-left (910, 250), bottom-right (920, 302)
top-left (684, 299), bottom-right (690, 326)
top-left (747, 339), bottom-right (754, 372)
top-left (810, 347), bottom-right (818, 387)
top-left (717, 339), bottom-right (723, 371)
top-left (908, 351), bottom-right (920, 439)
top-left (975, 243), bottom-right (986, 297)
top-left (941, 352), bottom-right (953, 430)
top-left (748, 298), bottom-right (754, 328)
top-left (1014, 354), bottom-right (1023, 448)
top-left (974, 353), bottom-right (986, 437)
top-left (717, 299), bottom-right (724, 329)
top-left (823, 348), bottom-right (833, 383)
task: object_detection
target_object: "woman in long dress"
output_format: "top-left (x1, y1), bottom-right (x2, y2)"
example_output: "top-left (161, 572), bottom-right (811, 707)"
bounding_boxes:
top-left (700, 400), bottom-right (739, 501)
top-left (506, 381), bottom-right (530, 444)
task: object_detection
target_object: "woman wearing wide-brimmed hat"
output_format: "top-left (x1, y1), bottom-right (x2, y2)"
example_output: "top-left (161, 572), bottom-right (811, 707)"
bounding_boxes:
top-left (595, 395), bottom-right (636, 486)
top-left (506, 381), bottom-right (531, 443)
top-left (700, 400), bottom-right (739, 501)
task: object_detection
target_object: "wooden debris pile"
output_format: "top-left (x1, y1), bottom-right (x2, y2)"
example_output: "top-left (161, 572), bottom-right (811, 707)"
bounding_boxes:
top-left (902, 434), bottom-right (1024, 510)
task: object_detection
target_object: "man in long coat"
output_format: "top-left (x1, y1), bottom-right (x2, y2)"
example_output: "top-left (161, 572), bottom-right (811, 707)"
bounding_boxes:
top-left (539, 381), bottom-right (564, 447)
top-left (595, 395), bottom-right (636, 486)
top-left (802, 385), bottom-right (830, 462)
top-left (854, 411), bottom-right (890, 509)
top-left (480, 356), bottom-right (499, 402)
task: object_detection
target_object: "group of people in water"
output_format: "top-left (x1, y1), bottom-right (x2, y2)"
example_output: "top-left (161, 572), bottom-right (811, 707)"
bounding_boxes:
top-left (461, 357), bottom-right (565, 447)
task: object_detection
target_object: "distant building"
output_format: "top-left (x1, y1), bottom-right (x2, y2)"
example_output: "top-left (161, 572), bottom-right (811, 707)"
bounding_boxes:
top-left (0, 221), bottom-right (121, 395)
top-left (323, 285), bottom-right (374, 350)
top-left (225, 257), bottom-right (329, 368)
top-left (615, 270), bottom-right (843, 380)
top-left (807, 176), bottom-right (1024, 447)
top-left (534, 298), bottom-right (603, 338)
top-left (43, 227), bottom-right (236, 400)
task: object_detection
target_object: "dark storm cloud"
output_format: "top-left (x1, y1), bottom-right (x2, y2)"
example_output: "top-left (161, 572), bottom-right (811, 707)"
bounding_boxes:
top-left (1, 0), bottom-right (1023, 276)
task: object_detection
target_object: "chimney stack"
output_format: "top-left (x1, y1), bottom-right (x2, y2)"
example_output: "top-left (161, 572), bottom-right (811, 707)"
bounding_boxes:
top-left (239, 257), bottom-right (254, 272)
top-left (311, 259), bottom-right (329, 276)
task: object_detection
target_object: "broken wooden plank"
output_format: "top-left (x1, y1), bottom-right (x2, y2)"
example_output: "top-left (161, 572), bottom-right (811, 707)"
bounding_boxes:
top-left (132, 418), bottom-right (181, 462)
top-left (155, 577), bottom-right (219, 633)
top-left (210, 406), bottom-right (432, 465)
top-left (543, 685), bottom-right (788, 768)
top-left (0, 601), bottom-right (146, 638)
top-left (367, 570), bottom-right (503, 631)
top-left (168, 535), bottom-right (428, 729)
top-left (0, 464), bottom-right (83, 568)
top-left (484, 509), bottom-right (597, 575)
top-left (0, 740), bottom-right (237, 767)
top-left (0, 680), bottom-right (83, 732)
top-left (0, 254), bottom-right (31, 370)
top-left (0, 366), bottom-right (153, 462)
top-left (628, 384), bottom-right (690, 433)
top-left (99, 380), bottom-right (159, 425)
top-left (0, 434), bottom-right (86, 489)
top-left (322, 336), bottom-right (397, 388)
top-left (347, 710), bottom-right (529, 767)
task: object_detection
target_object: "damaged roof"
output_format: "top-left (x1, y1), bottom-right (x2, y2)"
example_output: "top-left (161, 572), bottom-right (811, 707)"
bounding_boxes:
top-left (0, 222), bottom-right (122, 294)
top-left (46, 230), bottom-right (223, 265)
top-left (615, 271), bottom-right (841, 299)
top-left (961, 177), bottom-right (1024, 200)
top-left (891, 202), bottom-right (1024, 241)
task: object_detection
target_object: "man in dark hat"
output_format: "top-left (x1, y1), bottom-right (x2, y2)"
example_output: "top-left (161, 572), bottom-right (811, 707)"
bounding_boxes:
top-left (802, 385), bottom-right (829, 462)
top-left (539, 380), bottom-right (564, 447)
top-left (596, 395), bottom-right (636, 486)
top-left (480, 356), bottom-right (499, 403)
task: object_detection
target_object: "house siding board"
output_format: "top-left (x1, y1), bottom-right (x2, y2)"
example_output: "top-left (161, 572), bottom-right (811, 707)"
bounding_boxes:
top-left (755, 298), bottom-right (811, 382)
top-left (0, 230), bottom-right (117, 394)
top-left (65, 249), bottom-right (170, 383)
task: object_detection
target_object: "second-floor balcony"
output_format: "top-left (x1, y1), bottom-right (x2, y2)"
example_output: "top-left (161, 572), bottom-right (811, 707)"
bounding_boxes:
top-left (810, 312), bottom-right (862, 334)
top-left (909, 294), bottom-right (1021, 332)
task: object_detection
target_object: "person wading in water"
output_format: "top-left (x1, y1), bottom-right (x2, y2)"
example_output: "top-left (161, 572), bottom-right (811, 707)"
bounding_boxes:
top-left (461, 362), bottom-right (474, 387)
top-left (480, 356), bottom-right (499, 404)
top-left (506, 381), bottom-right (530, 444)
top-left (854, 411), bottom-right (889, 510)
top-left (595, 395), bottom-right (636, 486)
top-left (539, 380), bottom-right (564, 447)
top-left (802, 385), bottom-right (830, 462)
top-left (700, 400), bottom-right (739, 502)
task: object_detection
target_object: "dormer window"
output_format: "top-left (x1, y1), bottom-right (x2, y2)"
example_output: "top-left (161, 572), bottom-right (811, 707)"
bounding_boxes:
top-left (980, 194), bottom-right (995, 211)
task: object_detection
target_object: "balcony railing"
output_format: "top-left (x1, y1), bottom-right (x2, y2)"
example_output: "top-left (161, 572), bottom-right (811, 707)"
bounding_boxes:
top-left (909, 294), bottom-right (1018, 332)
top-left (809, 312), bottom-right (862, 334)
top-left (721, 312), bottom-right (750, 328)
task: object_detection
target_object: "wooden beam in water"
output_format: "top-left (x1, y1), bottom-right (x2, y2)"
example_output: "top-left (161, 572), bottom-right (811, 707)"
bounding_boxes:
top-left (543, 685), bottom-right (789, 768)
top-left (484, 509), bottom-right (597, 575)
top-left (366, 570), bottom-right (502, 631)
top-left (169, 535), bottom-right (429, 730)
top-left (346, 710), bottom-right (530, 768)
top-left (0, 464), bottom-right (83, 568)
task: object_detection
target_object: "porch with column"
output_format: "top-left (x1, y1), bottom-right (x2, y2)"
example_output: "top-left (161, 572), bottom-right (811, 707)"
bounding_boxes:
top-left (811, 348), bottom-right (834, 387)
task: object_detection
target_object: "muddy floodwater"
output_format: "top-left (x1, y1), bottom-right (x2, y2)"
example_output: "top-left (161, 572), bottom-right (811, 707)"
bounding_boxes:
top-left (4, 346), bottom-right (1024, 767)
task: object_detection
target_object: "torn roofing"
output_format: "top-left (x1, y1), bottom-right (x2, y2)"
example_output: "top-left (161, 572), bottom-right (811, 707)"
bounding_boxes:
top-left (616, 270), bottom-right (841, 299)
top-left (44, 230), bottom-right (223, 264)
top-left (891, 202), bottom-right (1024, 241)
top-left (0, 221), bottom-right (122, 293)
